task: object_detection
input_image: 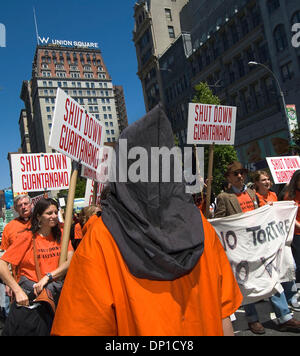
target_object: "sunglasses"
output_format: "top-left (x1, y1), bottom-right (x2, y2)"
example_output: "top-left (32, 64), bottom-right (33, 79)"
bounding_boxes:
top-left (233, 170), bottom-right (245, 176)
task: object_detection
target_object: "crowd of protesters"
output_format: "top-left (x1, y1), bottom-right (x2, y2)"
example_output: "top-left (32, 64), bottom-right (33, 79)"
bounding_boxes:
top-left (0, 110), bottom-right (299, 336)
top-left (0, 162), bottom-right (299, 336)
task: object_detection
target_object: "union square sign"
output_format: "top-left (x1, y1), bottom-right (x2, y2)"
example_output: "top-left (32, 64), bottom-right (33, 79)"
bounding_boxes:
top-left (38, 35), bottom-right (99, 49)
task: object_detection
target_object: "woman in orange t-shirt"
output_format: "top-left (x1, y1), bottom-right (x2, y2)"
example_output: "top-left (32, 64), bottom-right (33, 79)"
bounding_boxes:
top-left (284, 170), bottom-right (300, 283)
top-left (253, 170), bottom-right (278, 206)
top-left (0, 198), bottom-right (73, 334)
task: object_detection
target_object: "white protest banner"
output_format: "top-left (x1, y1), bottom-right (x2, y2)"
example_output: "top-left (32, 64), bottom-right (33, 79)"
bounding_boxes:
top-left (10, 153), bottom-right (72, 194)
top-left (266, 155), bottom-right (300, 184)
top-left (187, 103), bottom-right (237, 145)
top-left (84, 179), bottom-right (107, 206)
top-left (49, 88), bottom-right (105, 171)
top-left (209, 201), bottom-right (297, 305)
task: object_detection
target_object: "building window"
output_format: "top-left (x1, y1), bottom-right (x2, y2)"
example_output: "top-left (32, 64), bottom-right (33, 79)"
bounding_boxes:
top-left (42, 71), bottom-right (51, 77)
top-left (240, 16), bottom-right (249, 36)
top-left (281, 62), bottom-right (294, 81)
top-left (291, 11), bottom-right (300, 25)
top-left (222, 33), bottom-right (229, 51)
top-left (274, 24), bottom-right (288, 52)
top-left (267, 0), bottom-right (280, 14)
top-left (168, 26), bottom-right (175, 39)
top-left (56, 71), bottom-right (66, 78)
top-left (165, 8), bottom-right (172, 21)
top-left (230, 23), bottom-right (239, 44)
top-left (236, 57), bottom-right (245, 78)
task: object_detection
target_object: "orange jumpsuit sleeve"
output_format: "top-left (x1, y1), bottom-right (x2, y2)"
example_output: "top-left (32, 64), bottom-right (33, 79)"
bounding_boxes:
top-left (51, 223), bottom-right (117, 336)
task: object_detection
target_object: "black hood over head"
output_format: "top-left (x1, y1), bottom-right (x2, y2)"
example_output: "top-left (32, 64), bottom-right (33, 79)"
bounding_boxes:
top-left (101, 104), bottom-right (205, 280)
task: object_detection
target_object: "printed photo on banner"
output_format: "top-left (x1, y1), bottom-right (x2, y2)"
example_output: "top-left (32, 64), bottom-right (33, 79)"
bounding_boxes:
top-left (266, 156), bottom-right (300, 184)
top-left (187, 103), bottom-right (237, 145)
top-left (10, 153), bottom-right (72, 194)
top-left (209, 201), bottom-right (297, 305)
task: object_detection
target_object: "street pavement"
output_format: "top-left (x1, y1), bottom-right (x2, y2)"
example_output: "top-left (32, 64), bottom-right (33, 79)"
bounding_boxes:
top-left (233, 299), bottom-right (300, 336)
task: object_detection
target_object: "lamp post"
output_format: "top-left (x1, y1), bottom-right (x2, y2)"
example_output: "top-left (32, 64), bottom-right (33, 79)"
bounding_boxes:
top-left (248, 61), bottom-right (293, 149)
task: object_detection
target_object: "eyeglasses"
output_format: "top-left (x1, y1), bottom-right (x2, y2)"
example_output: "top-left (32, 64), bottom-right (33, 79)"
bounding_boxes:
top-left (233, 170), bottom-right (245, 176)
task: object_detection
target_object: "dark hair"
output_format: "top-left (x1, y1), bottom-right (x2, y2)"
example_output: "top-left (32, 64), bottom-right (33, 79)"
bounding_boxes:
top-left (30, 198), bottom-right (61, 242)
top-left (286, 169), bottom-right (300, 200)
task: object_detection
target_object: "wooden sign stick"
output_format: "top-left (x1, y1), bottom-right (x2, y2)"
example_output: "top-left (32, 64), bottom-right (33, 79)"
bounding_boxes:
top-left (205, 144), bottom-right (214, 218)
top-left (59, 161), bottom-right (79, 266)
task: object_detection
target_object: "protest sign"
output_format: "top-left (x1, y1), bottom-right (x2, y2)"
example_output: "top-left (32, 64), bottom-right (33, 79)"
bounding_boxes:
top-left (31, 192), bottom-right (52, 207)
top-left (187, 103), bottom-right (237, 145)
top-left (209, 201), bottom-right (297, 305)
top-left (10, 153), bottom-right (72, 194)
top-left (49, 88), bottom-right (105, 171)
top-left (84, 179), bottom-right (107, 206)
top-left (80, 145), bottom-right (112, 184)
top-left (266, 155), bottom-right (300, 184)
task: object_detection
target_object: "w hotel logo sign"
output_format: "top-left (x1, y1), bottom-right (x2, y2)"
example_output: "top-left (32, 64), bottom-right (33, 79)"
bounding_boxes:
top-left (38, 36), bottom-right (50, 45)
top-left (0, 23), bottom-right (6, 47)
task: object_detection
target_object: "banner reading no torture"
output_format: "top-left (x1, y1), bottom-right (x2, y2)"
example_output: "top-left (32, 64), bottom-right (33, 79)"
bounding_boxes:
top-left (209, 201), bottom-right (297, 305)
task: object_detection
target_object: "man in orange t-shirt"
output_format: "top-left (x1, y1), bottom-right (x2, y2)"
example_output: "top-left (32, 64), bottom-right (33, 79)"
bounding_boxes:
top-left (0, 195), bottom-right (32, 251)
top-left (214, 162), bottom-right (258, 218)
top-left (214, 162), bottom-right (265, 334)
top-left (0, 195), bottom-right (32, 317)
top-left (51, 104), bottom-right (243, 336)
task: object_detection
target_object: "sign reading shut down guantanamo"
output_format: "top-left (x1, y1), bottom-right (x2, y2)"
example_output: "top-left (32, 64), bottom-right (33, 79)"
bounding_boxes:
top-left (11, 153), bottom-right (72, 194)
top-left (187, 103), bottom-right (237, 145)
top-left (49, 88), bottom-right (105, 170)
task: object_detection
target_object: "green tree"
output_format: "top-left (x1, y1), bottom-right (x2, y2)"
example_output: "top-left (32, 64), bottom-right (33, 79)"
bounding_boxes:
top-left (192, 82), bottom-right (238, 195)
top-left (57, 176), bottom-right (87, 201)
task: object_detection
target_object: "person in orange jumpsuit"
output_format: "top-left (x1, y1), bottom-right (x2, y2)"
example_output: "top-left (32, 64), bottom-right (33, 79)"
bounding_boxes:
top-left (51, 104), bottom-right (243, 336)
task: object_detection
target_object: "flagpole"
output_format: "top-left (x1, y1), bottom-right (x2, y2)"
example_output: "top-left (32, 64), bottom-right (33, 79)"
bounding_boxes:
top-left (33, 7), bottom-right (40, 45)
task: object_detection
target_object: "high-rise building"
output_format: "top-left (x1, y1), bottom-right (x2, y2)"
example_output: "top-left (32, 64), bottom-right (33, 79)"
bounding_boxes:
top-left (114, 85), bottom-right (129, 133)
top-left (19, 44), bottom-right (128, 155)
top-left (133, 0), bottom-right (189, 112)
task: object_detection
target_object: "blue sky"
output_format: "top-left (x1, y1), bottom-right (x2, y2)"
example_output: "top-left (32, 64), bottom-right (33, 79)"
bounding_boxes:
top-left (0, 0), bottom-right (145, 190)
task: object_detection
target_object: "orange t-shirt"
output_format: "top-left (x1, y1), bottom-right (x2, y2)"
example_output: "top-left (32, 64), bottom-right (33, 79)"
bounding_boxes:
top-left (256, 191), bottom-right (278, 207)
top-left (0, 218), bottom-right (31, 251)
top-left (74, 223), bottom-right (83, 240)
top-left (236, 191), bottom-right (255, 213)
top-left (51, 215), bottom-right (243, 336)
top-left (1, 231), bottom-right (73, 283)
